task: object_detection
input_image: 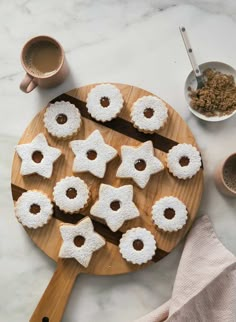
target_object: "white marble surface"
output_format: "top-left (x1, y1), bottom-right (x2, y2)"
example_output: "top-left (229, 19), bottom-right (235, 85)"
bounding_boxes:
top-left (1, 1), bottom-right (236, 321)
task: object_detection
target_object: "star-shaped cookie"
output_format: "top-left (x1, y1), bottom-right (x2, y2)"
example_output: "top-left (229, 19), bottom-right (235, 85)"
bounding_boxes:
top-left (70, 129), bottom-right (117, 178)
top-left (16, 133), bottom-right (62, 178)
top-left (90, 184), bottom-right (140, 232)
top-left (59, 217), bottom-right (106, 268)
top-left (116, 141), bottom-right (164, 188)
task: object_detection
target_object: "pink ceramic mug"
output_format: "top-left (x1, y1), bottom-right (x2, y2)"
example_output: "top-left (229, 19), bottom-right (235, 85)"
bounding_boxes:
top-left (214, 153), bottom-right (236, 197)
top-left (20, 35), bottom-right (69, 93)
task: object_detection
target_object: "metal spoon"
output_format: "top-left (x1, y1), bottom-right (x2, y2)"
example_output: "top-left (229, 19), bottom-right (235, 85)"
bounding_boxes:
top-left (179, 26), bottom-right (205, 89)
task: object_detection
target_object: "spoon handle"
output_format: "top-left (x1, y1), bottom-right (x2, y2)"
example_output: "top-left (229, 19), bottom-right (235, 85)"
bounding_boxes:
top-left (179, 26), bottom-right (203, 79)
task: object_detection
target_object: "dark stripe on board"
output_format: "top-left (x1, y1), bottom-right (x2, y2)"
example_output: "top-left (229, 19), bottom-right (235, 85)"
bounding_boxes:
top-left (11, 183), bottom-right (122, 245)
top-left (11, 183), bottom-right (169, 262)
top-left (50, 93), bottom-right (178, 153)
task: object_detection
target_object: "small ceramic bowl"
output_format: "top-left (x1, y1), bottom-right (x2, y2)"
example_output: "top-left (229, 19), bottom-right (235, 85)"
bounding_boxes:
top-left (184, 61), bottom-right (236, 122)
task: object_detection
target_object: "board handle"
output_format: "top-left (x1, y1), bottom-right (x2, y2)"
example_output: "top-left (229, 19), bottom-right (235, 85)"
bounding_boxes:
top-left (30, 259), bottom-right (80, 322)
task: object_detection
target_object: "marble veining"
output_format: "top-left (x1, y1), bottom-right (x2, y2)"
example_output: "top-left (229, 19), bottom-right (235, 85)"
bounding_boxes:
top-left (0, 1), bottom-right (236, 321)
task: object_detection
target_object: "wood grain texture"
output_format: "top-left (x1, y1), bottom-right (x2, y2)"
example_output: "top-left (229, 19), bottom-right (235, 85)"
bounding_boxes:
top-left (11, 83), bottom-right (204, 277)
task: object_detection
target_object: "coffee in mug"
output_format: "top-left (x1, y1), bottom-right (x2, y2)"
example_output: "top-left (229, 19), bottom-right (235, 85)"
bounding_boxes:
top-left (24, 40), bottom-right (62, 76)
top-left (215, 153), bottom-right (236, 197)
top-left (20, 35), bottom-right (69, 93)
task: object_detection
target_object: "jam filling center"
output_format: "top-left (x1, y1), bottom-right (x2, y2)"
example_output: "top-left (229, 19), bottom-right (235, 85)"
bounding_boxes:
top-left (74, 235), bottom-right (85, 247)
top-left (110, 200), bottom-right (121, 211)
top-left (56, 113), bottom-right (68, 124)
top-left (87, 150), bottom-right (97, 160)
top-left (100, 96), bottom-right (110, 108)
top-left (143, 108), bottom-right (154, 118)
top-left (133, 239), bottom-right (144, 251)
top-left (135, 159), bottom-right (146, 171)
top-left (30, 204), bottom-right (41, 214)
top-left (66, 188), bottom-right (77, 199)
top-left (32, 150), bottom-right (44, 163)
top-left (179, 156), bottom-right (190, 167)
top-left (164, 208), bottom-right (175, 220)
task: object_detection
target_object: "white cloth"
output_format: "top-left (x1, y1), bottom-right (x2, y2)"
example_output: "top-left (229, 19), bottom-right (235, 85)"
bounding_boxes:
top-left (136, 214), bottom-right (236, 322)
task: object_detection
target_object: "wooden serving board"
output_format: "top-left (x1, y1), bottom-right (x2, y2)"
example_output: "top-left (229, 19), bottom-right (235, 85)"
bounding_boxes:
top-left (11, 83), bottom-right (203, 322)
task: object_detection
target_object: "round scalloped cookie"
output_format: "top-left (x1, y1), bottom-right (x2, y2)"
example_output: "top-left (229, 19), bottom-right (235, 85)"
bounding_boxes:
top-left (86, 83), bottom-right (124, 122)
top-left (131, 95), bottom-right (168, 133)
top-left (152, 196), bottom-right (188, 232)
top-left (44, 101), bottom-right (81, 139)
top-left (15, 190), bottom-right (53, 229)
top-left (53, 176), bottom-right (90, 214)
top-left (167, 143), bottom-right (201, 179)
top-left (119, 227), bottom-right (156, 264)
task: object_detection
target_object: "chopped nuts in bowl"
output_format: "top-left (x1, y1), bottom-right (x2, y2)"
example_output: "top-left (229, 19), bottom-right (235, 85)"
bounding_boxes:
top-left (184, 61), bottom-right (236, 121)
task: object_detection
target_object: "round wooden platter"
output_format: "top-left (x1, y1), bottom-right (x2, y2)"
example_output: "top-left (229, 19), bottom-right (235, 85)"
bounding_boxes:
top-left (11, 83), bottom-right (203, 322)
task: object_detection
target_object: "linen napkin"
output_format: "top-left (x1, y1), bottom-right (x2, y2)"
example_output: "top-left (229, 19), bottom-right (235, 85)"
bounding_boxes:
top-left (136, 214), bottom-right (236, 322)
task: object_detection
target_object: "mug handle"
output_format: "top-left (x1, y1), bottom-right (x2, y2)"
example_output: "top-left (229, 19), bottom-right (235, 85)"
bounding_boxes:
top-left (20, 73), bottom-right (38, 93)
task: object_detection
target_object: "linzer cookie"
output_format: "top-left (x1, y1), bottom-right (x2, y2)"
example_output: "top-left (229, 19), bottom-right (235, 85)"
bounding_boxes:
top-left (167, 143), bottom-right (201, 179)
top-left (116, 141), bottom-right (164, 189)
top-left (86, 83), bottom-right (124, 122)
top-left (44, 101), bottom-right (81, 139)
top-left (90, 184), bottom-right (139, 232)
top-left (70, 130), bottom-right (117, 178)
top-left (53, 176), bottom-right (90, 214)
top-left (15, 190), bottom-right (53, 229)
top-left (15, 133), bottom-right (61, 178)
top-left (119, 227), bottom-right (156, 265)
top-left (59, 217), bottom-right (106, 268)
top-left (131, 95), bottom-right (168, 133)
top-left (152, 196), bottom-right (188, 232)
